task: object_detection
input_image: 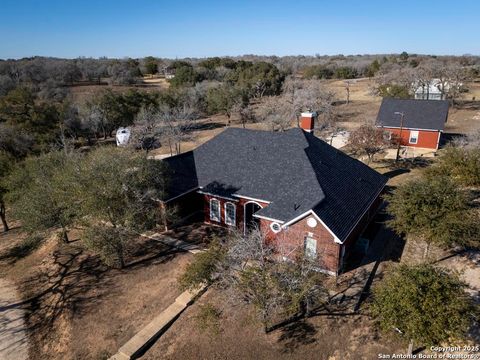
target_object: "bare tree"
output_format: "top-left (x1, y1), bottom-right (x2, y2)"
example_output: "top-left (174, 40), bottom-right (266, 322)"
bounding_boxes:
top-left (158, 104), bottom-right (197, 155)
top-left (130, 106), bottom-right (161, 154)
top-left (348, 124), bottom-right (391, 163)
top-left (283, 77), bottom-right (336, 130)
top-left (258, 96), bottom-right (292, 132)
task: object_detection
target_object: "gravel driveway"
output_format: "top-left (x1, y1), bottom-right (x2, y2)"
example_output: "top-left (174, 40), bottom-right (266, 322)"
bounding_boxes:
top-left (0, 278), bottom-right (28, 360)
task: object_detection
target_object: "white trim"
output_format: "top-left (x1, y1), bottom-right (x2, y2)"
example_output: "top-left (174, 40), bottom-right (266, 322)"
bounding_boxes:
top-left (198, 190), bottom-right (238, 202)
top-left (270, 222), bottom-right (282, 233)
top-left (164, 187), bottom-right (199, 203)
top-left (376, 125), bottom-right (442, 132)
top-left (233, 194), bottom-right (271, 204)
top-left (282, 210), bottom-right (340, 243)
top-left (243, 201), bottom-right (264, 235)
top-left (435, 131), bottom-right (441, 150)
top-left (304, 235), bottom-right (317, 259)
top-left (253, 214), bottom-right (284, 223)
top-left (209, 198), bottom-right (221, 222)
top-left (409, 130), bottom-right (419, 144)
top-left (224, 202), bottom-right (236, 226)
top-left (301, 112), bottom-right (315, 118)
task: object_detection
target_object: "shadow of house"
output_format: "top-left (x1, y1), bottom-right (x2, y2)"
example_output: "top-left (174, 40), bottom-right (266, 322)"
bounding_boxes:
top-left (383, 168), bottom-right (410, 179)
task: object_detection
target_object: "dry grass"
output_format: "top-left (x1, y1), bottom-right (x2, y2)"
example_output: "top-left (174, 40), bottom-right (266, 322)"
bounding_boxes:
top-left (142, 288), bottom-right (403, 360)
top-left (0, 227), bottom-right (193, 360)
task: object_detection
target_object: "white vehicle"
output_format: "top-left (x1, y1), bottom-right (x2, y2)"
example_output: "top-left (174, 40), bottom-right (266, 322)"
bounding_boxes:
top-left (115, 127), bottom-right (131, 146)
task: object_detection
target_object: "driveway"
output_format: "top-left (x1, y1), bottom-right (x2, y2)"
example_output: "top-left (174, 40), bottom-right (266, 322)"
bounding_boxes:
top-left (0, 278), bottom-right (28, 360)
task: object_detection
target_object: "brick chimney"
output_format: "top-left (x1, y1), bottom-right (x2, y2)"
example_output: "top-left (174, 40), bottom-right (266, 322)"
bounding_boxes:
top-left (299, 111), bottom-right (316, 132)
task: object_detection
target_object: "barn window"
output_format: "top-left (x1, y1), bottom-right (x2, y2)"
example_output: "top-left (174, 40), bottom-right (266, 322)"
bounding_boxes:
top-left (409, 131), bottom-right (419, 144)
top-left (304, 236), bottom-right (317, 259)
top-left (224, 202), bottom-right (236, 226)
top-left (210, 198), bottom-right (220, 222)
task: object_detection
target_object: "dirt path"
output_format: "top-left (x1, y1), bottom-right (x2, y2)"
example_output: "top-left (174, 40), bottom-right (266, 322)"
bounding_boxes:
top-left (0, 278), bottom-right (28, 360)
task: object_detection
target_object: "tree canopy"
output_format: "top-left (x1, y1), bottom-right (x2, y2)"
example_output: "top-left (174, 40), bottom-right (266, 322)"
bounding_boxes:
top-left (386, 175), bottom-right (479, 253)
top-left (6, 151), bottom-right (79, 242)
top-left (371, 264), bottom-right (477, 345)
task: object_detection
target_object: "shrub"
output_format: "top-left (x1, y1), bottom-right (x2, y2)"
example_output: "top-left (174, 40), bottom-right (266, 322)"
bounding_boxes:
top-left (303, 65), bottom-right (334, 79)
top-left (334, 66), bottom-right (358, 79)
top-left (377, 84), bottom-right (411, 99)
top-left (177, 239), bottom-right (225, 291)
top-left (426, 146), bottom-right (480, 186)
top-left (194, 303), bottom-right (222, 335)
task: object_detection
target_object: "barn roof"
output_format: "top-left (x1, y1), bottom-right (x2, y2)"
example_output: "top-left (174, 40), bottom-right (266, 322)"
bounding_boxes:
top-left (163, 128), bottom-right (387, 242)
top-left (376, 98), bottom-right (449, 131)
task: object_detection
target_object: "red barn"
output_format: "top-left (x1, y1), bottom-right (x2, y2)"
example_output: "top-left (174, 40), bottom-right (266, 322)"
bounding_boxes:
top-left (375, 98), bottom-right (449, 151)
top-left (161, 119), bottom-right (387, 276)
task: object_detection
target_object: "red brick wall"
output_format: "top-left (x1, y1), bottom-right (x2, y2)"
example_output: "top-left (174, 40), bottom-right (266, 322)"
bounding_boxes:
top-left (203, 194), bottom-right (269, 230)
top-left (260, 215), bottom-right (340, 274)
top-left (384, 127), bottom-right (441, 150)
top-left (201, 192), bottom-right (384, 275)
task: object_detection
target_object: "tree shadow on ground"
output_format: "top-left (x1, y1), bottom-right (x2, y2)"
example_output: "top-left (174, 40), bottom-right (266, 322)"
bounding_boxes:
top-left (166, 221), bottom-right (227, 246)
top-left (0, 235), bottom-right (44, 265)
top-left (5, 245), bottom-right (112, 352)
top-left (278, 320), bottom-right (317, 353)
top-left (0, 228), bottom-right (185, 356)
top-left (187, 122), bottom-right (225, 133)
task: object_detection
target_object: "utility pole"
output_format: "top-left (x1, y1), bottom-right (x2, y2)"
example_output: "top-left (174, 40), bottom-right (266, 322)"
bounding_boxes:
top-left (394, 111), bottom-right (405, 162)
top-left (344, 80), bottom-right (350, 105)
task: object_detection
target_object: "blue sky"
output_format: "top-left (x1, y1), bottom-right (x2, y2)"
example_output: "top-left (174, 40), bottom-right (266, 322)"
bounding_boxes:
top-left (0, 0), bottom-right (479, 59)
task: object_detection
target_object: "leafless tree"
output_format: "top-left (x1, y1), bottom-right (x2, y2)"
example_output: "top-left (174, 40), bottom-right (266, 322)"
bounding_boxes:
top-left (158, 104), bottom-right (197, 155)
top-left (348, 123), bottom-right (391, 163)
top-left (211, 228), bottom-right (328, 331)
top-left (258, 96), bottom-right (292, 132)
top-left (452, 129), bottom-right (480, 148)
top-left (130, 106), bottom-right (161, 154)
top-left (283, 78), bottom-right (336, 130)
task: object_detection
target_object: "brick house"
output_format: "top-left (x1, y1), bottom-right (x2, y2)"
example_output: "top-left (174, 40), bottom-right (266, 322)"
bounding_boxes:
top-left (161, 115), bottom-right (387, 275)
top-left (375, 98), bottom-right (449, 151)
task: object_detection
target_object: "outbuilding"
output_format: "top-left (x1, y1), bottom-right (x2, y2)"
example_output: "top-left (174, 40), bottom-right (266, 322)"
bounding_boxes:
top-left (375, 98), bottom-right (449, 151)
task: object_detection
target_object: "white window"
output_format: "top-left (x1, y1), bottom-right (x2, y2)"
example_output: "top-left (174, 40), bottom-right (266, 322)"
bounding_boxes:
top-left (304, 236), bottom-right (317, 259)
top-left (270, 222), bottom-right (281, 233)
top-left (409, 131), bottom-right (419, 144)
top-left (210, 198), bottom-right (220, 222)
top-left (224, 202), bottom-right (236, 226)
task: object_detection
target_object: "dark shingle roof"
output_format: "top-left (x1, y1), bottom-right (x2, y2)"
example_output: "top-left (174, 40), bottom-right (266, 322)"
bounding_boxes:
top-left (163, 128), bottom-right (387, 242)
top-left (376, 98), bottom-right (449, 131)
